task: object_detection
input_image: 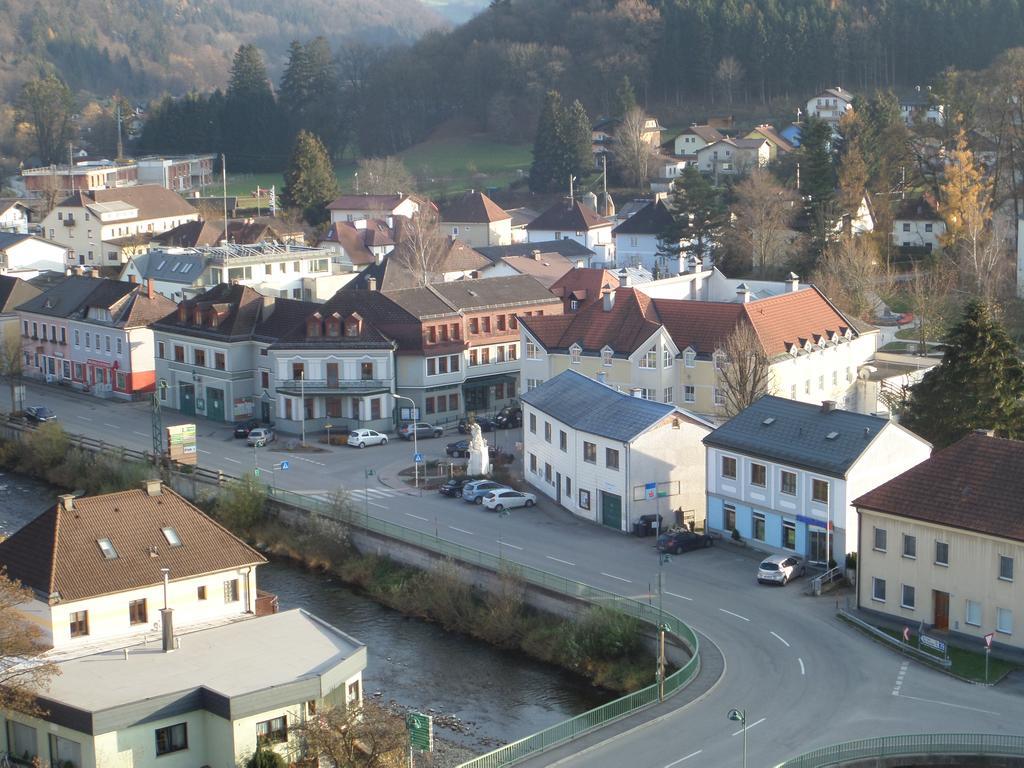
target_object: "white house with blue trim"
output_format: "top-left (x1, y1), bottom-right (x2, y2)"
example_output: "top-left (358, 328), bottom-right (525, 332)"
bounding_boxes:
top-left (703, 397), bottom-right (930, 565)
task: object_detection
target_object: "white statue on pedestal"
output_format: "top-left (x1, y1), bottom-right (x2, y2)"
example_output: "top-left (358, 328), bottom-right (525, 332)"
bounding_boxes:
top-left (467, 421), bottom-right (491, 476)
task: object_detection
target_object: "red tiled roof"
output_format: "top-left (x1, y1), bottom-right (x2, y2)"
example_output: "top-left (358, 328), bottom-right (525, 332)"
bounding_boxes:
top-left (550, 268), bottom-right (619, 306)
top-left (854, 433), bottom-right (1023, 542)
top-left (440, 191), bottom-right (511, 223)
top-left (742, 286), bottom-right (854, 357)
top-left (653, 299), bottom-right (745, 354)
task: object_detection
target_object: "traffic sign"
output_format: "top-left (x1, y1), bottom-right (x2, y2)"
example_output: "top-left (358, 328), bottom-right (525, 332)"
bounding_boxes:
top-left (254, 468), bottom-right (261, 478)
top-left (414, 452), bottom-right (424, 463)
top-left (920, 634), bottom-right (946, 654)
top-left (365, 467), bottom-right (375, 477)
top-left (902, 626), bottom-right (910, 642)
top-left (645, 482), bottom-right (657, 499)
top-left (280, 460), bottom-right (289, 470)
top-left (407, 713), bottom-right (433, 752)
top-left (985, 632), bottom-right (995, 648)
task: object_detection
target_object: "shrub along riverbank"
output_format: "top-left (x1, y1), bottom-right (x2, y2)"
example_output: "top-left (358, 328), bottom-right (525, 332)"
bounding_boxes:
top-left (0, 427), bottom-right (659, 694)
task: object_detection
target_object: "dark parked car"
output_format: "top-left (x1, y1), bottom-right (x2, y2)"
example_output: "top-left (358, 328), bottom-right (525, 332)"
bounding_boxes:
top-left (458, 417), bottom-right (495, 434)
top-left (655, 530), bottom-right (714, 554)
top-left (494, 405), bottom-right (522, 429)
top-left (399, 422), bottom-right (444, 440)
top-left (446, 440), bottom-right (500, 459)
top-left (24, 406), bottom-right (57, 423)
top-left (233, 419), bottom-right (261, 438)
top-left (439, 478), bottom-right (468, 497)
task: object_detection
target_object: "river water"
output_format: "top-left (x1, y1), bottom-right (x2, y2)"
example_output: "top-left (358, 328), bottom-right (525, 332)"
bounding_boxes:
top-left (0, 473), bottom-right (612, 750)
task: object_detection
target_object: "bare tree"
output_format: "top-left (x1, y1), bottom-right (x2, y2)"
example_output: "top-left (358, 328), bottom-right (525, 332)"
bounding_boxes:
top-left (390, 205), bottom-right (448, 286)
top-left (728, 170), bottom-right (801, 278)
top-left (611, 107), bottom-right (657, 188)
top-left (904, 262), bottom-right (959, 355)
top-left (292, 700), bottom-right (407, 768)
top-left (0, 335), bottom-right (23, 415)
top-left (714, 56), bottom-right (744, 106)
top-left (356, 156), bottom-right (415, 195)
top-left (716, 323), bottom-right (772, 417)
top-left (812, 234), bottom-right (895, 322)
top-left (0, 569), bottom-right (59, 714)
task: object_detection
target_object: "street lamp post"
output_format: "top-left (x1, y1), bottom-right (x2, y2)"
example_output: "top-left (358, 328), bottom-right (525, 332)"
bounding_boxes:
top-left (299, 370), bottom-right (305, 446)
top-left (727, 708), bottom-right (747, 768)
top-left (393, 394), bottom-right (419, 491)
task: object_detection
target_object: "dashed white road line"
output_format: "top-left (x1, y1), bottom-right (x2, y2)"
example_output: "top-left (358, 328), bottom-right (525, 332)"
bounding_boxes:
top-left (294, 456), bottom-right (326, 466)
top-left (198, 449), bottom-right (211, 455)
top-left (367, 501), bottom-right (389, 509)
top-left (449, 526), bottom-right (474, 536)
top-left (798, 657), bottom-right (805, 675)
top-left (103, 422), bottom-right (118, 428)
top-left (731, 717), bottom-right (766, 736)
top-left (665, 751), bottom-right (702, 767)
top-left (771, 631), bottom-right (790, 647)
top-left (719, 608), bottom-right (750, 622)
top-left (405, 513), bottom-right (428, 521)
top-left (498, 540), bottom-right (524, 551)
top-left (132, 431), bottom-right (149, 438)
top-left (77, 416), bottom-right (92, 422)
top-left (601, 572), bottom-right (632, 584)
top-left (664, 590), bottom-right (693, 601)
top-left (223, 457), bottom-right (242, 464)
top-left (546, 555), bottom-right (575, 567)
top-left (892, 661), bottom-right (909, 696)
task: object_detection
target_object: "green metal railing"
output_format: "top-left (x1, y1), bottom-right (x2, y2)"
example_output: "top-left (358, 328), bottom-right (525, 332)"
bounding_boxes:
top-left (267, 487), bottom-right (702, 768)
top-left (776, 734), bottom-right (1024, 767)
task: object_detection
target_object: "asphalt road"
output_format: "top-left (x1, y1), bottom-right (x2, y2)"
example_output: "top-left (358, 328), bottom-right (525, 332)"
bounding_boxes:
top-left (20, 383), bottom-right (1024, 766)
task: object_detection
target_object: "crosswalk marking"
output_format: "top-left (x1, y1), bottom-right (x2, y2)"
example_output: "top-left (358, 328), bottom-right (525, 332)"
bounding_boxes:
top-left (309, 487), bottom-right (401, 504)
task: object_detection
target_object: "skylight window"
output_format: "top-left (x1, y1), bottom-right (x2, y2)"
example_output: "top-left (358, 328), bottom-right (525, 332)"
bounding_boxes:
top-left (762, 417), bottom-right (775, 426)
top-left (826, 431), bottom-right (839, 440)
top-left (157, 260), bottom-right (166, 270)
top-left (97, 538), bottom-right (118, 559)
top-left (162, 527), bottom-right (182, 547)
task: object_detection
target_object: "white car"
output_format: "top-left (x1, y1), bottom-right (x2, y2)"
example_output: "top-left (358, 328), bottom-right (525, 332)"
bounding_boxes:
top-left (757, 554), bottom-right (806, 585)
top-left (347, 428), bottom-right (388, 448)
top-left (481, 489), bottom-right (536, 512)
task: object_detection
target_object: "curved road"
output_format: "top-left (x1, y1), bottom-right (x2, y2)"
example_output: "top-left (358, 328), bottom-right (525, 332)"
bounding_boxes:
top-left (22, 384), bottom-right (1024, 767)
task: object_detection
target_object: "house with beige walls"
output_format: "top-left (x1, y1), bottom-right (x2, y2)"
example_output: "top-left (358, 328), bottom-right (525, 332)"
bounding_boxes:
top-left (525, 199), bottom-right (614, 265)
top-left (519, 284), bottom-right (878, 420)
top-left (0, 480), bottom-right (267, 651)
top-left (855, 432), bottom-right (1024, 650)
top-left (1, 609), bottom-right (366, 768)
top-left (522, 369), bottom-right (713, 532)
top-left (439, 190), bottom-right (512, 248)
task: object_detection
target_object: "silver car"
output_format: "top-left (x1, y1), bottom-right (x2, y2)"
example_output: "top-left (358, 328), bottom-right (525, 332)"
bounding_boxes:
top-left (247, 427), bottom-right (276, 447)
top-left (757, 554), bottom-right (806, 585)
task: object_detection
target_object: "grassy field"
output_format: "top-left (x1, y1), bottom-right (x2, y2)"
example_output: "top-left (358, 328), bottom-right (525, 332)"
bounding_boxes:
top-left (222, 135), bottom-right (532, 206)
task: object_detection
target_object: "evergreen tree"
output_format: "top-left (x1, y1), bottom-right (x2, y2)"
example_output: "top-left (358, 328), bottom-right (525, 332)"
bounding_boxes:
top-left (800, 116), bottom-right (837, 258)
top-left (612, 76), bottom-right (637, 118)
top-left (659, 166), bottom-right (725, 266)
top-left (565, 99), bottom-right (593, 179)
top-left (223, 44), bottom-right (283, 172)
top-left (529, 90), bottom-right (567, 193)
top-left (282, 130), bottom-right (339, 226)
top-left (902, 301), bottom-right (1024, 448)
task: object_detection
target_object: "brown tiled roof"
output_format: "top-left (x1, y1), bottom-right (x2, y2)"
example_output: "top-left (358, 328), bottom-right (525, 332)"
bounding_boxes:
top-left (0, 484), bottom-right (264, 602)
top-left (894, 194), bottom-right (941, 221)
top-left (748, 125), bottom-right (794, 153)
top-left (682, 124), bottom-right (724, 143)
top-left (854, 433), bottom-right (1023, 542)
top-left (121, 290), bottom-right (177, 328)
top-left (151, 283), bottom-right (265, 340)
top-left (498, 252), bottom-right (576, 288)
top-left (550, 268), bottom-right (619, 307)
top-left (526, 200), bottom-right (611, 232)
top-left (321, 222), bottom-right (376, 265)
top-left (522, 285), bottom-right (856, 359)
top-left (326, 194), bottom-right (407, 211)
top-left (442, 239), bottom-right (491, 272)
top-left (58, 185), bottom-right (197, 222)
top-left (440, 191), bottom-right (511, 223)
top-left (155, 219), bottom-right (295, 248)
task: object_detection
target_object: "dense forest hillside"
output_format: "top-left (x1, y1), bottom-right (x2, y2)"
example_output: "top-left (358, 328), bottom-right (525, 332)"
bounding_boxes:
top-left (0, 0), bottom-right (449, 100)
top-left (348, 0), bottom-right (1024, 154)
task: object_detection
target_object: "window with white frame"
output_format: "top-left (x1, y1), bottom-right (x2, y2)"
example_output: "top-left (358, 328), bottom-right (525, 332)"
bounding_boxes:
top-left (780, 470), bottom-right (796, 495)
top-left (752, 511), bottom-right (765, 541)
top-left (569, 344), bottom-right (581, 364)
top-left (601, 346), bottom-right (613, 365)
top-left (901, 584), bottom-right (915, 609)
top-left (997, 607), bottom-right (1013, 635)
top-left (812, 479), bottom-right (829, 504)
top-left (902, 534), bottom-right (917, 559)
top-left (872, 577), bottom-right (886, 602)
top-left (526, 340), bottom-right (539, 359)
top-left (873, 527), bottom-right (887, 552)
top-left (965, 599), bottom-right (982, 627)
top-left (935, 541), bottom-right (949, 566)
top-left (683, 349), bottom-right (696, 367)
top-left (714, 388), bottom-right (725, 406)
top-left (721, 455), bottom-right (736, 479)
top-left (663, 345), bottom-right (673, 367)
top-left (663, 387), bottom-right (673, 403)
top-left (640, 347), bottom-right (657, 368)
top-left (999, 555), bottom-right (1014, 581)
top-left (750, 462), bottom-right (766, 487)
top-left (713, 351), bottom-right (727, 370)
top-left (684, 385), bottom-right (695, 403)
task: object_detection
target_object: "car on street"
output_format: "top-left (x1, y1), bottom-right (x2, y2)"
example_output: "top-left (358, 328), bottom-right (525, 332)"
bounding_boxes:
top-left (482, 488), bottom-right (536, 511)
top-left (655, 529), bottom-right (714, 554)
top-left (446, 440), bottom-right (501, 459)
top-left (439, 478), bottom-right (468, 497)
top-left (757, 554), bottom-right (806, 585)
top-left (246, 427), bottom-right (276, 447)
top-left (399, 422), bottom-right (444, 440)
top-left (347, 428), bottom-right (388, 448)
top-left (462, 479), bottom-right (507, 504)
top-left (233, 419), bottom-right (261, 438)
top-left (24, 406), bottom-right (57, 423)
top-left (494, 405), bottom-right (522, 429)
top-left (458, 417), bottom-right (495, 434)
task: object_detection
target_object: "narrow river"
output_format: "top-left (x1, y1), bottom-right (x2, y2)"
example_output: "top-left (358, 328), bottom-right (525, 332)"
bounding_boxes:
top-left (0, 473), bottom-right (613, 749)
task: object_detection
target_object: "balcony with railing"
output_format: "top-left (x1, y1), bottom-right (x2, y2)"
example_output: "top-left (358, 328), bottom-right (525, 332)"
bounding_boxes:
top-left (276, 377), bottom-right (390, 395)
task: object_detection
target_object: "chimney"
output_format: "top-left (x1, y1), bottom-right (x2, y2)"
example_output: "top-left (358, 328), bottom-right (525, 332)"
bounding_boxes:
top-left (367, 277), bottom-right (378, 292)
top-left (821, 400), bottom-right (836, 413)
top-left (144, 478), bottom-right (163, 496)
top-left (58, 494), bottom-right (74, 513)
top-left (147, 278), bottom-right (154, 299)
top-left (602, 290), bottom-right (616, 311)
top-left (531, 249), bottom-right (542, 260)
top-left (261, 295), bottom-right (276, 319)
top-left (630, 387), bottom-right (643, 398)
top-left (160, 568), bottom-right (174, 653)
top-left (787, 272), bottom-right (800, 292)
top-left (597, 371), bottom-right (607, 384)
top-left (736, 283), bottom-right (752, 304)
top-left (620, 271), bottom-right (632, 288)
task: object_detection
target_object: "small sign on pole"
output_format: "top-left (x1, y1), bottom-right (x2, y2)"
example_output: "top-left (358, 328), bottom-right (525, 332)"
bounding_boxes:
top-left (902, 626), bottom-right (910, 643)
top-left (407, 712), bottom-right (433, 752)
top-left (414, 452), bottom-right (424, 464)
top-left (985, 632), bottom-right (994, 649)
top-left (645, 482), bottom-right (657, 499)
top-left (280, 460), bottom-right (289, 471)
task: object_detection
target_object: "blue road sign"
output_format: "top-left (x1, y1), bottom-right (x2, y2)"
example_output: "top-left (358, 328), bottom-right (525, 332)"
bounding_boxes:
top-left (280, 460), bottom-right (289, 470)
top-left (414, 452), bottom-right (424, 463)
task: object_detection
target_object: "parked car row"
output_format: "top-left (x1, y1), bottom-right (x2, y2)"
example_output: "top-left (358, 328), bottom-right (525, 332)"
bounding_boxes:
top-left (437, 478), bottom-right (536, 511)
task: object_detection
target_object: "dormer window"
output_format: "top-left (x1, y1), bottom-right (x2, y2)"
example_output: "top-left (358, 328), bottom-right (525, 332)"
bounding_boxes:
top-left (178, 304), bottom-right (188, 322)
top-left (683, 348), bottom-right (696, 368)
top-left (601, 346), bottom-right (613, 366)
top-left (208, 309), bottom-right (220, 328)
top-left (326, 314), bottom-right (341, 337)
top-left (713, 351), bottom-right (727, 371)
top-left (345, 319), bottom-right (360, 337)
top-left (97, 538), bottom-right (118, 560)
top-left (306, 313), bottom-right (323, 338)
top-left (569, 344), bottom-right (582, 364)
top-left (192, 307), bottom-right (203, 325)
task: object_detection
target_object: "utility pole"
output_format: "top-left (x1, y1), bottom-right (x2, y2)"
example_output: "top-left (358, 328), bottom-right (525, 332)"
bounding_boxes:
top-left (300, 369), bottom-right (306, 446)
top-left (657, 566), bottom-right (666, 701)
top-left (221, 154), bottom-right (229, 243)
top-left (151, 391), bottom-right (164, 458)
top-left (569, 175), bottom-right (576, 205)
top-left (115, 99), bottom-right (124, 161)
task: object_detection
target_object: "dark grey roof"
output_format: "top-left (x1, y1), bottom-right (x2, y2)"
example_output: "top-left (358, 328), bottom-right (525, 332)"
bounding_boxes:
top-left (702, 395), bottom-right (892, 477)
top-left (430, 275), bottom-right (561, 311)
top-left (475, 239), bottom-right (594, 264)
top-left (521, 370), bottom-right (676, 442)
top-left (612, 200), bottom-right (675, 236)
top-left (0, 275), bottom-right (41, 313)
top-left (129, 250), bottom-right (207, 284)
top-left (0, 232), bottom-right (32, 250)
top-left (16, 275), bottom-right (112, 318)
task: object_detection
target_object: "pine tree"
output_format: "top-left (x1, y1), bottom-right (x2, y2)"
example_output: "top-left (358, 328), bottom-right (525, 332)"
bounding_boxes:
top-left (800, 116), bottom-right (837, 258)
top-left (612, 76), bottom-right (637, 118)
top-left (902, 301), bottom-right (1024, 448)
top-left (282, 130), bottom-right (339, 226)
top-left (564, 99), bottom-right (593, 179)
top-left (659, 166), bottom-right (725, 266)
top-left (529, 90), bottom-right (566, 193)
top-left (223, 45), bottom-right (283, 172)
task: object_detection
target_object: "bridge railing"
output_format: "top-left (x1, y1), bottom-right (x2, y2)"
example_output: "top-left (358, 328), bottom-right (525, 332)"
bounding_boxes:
top-left (267, 486), bottom-right (702, 768)
top-left (775, 733), bottom-right (1024, 768)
